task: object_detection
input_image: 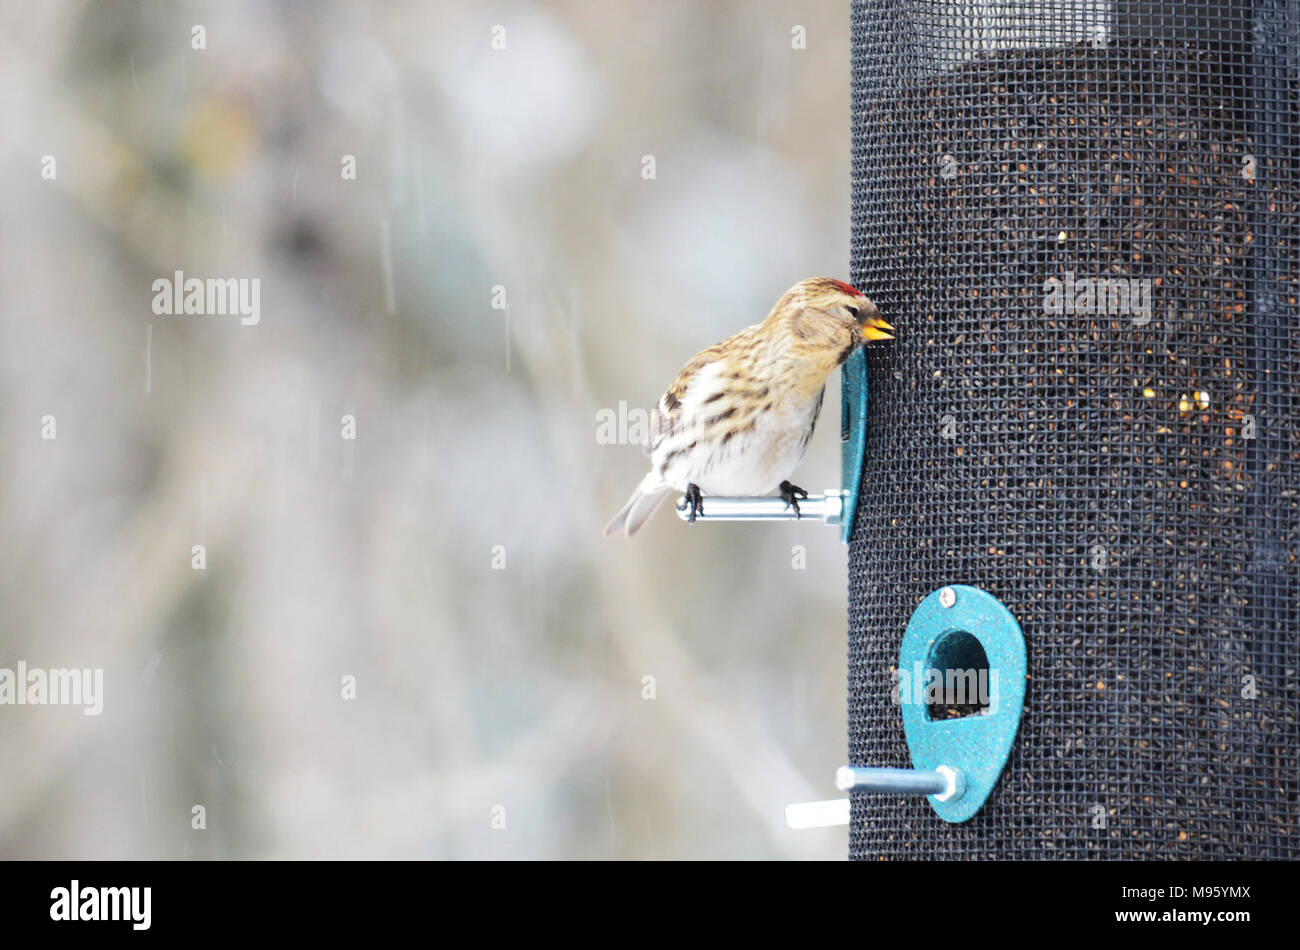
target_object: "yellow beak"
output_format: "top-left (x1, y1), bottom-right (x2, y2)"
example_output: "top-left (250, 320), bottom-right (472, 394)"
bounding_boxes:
top-left (861, 316), bottom-right (895, 342)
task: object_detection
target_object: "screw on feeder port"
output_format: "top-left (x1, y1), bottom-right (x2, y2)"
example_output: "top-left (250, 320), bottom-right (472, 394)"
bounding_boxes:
top-left (939, 586), bottom-right (957, 608)
top-left (835, 765), bottom-right (966, 803)
top-left (674, 489), bottom-right (846, 526)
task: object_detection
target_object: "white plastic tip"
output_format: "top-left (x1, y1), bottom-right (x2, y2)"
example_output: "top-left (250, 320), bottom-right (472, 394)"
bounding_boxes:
top-left (785, 798), bottom-right (850, 829)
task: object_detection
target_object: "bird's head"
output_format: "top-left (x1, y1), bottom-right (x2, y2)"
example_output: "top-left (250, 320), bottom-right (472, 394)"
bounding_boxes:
top-left (765, 277), bottom-right (894, 372)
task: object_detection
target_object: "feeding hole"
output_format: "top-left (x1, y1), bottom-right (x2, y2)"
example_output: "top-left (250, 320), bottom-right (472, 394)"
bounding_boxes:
top-left (925, 630), bottom-right (991, 720)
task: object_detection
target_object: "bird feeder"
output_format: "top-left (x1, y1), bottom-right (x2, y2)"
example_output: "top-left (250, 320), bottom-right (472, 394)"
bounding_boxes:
top-left (845, 0), bottom-right (1298, 858)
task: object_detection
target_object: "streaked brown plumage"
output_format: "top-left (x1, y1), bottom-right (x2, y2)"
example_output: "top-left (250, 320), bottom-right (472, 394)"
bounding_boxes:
top-left (604, 277), bottom-right (893, 537)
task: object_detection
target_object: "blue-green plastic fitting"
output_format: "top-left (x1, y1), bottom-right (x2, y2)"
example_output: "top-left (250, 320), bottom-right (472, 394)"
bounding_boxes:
top-left (899, 585), bottom-right (1027, 822)
top-left (841, 585), bottom-right (1027, 823)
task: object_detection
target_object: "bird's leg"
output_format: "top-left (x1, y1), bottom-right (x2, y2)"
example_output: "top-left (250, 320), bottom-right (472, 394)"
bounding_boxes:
top-left (779, 480), bottom-right (808, 518)
top-left (676, 486), bottom-right (707, 525)
top-left (683, 484), bottom-right (704, 523)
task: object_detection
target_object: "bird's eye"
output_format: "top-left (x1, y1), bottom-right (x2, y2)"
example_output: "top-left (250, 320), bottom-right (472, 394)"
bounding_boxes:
top-left (847, 306), bottom-right (861, 320)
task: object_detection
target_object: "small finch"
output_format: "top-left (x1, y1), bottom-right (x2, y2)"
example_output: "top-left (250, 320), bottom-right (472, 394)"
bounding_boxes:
top-left (604, 277), bottom-right (893, 537)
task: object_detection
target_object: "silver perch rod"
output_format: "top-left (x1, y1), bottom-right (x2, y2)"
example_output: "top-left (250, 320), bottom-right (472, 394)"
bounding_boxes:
top-left (675, 489), bottom-right (846, 525)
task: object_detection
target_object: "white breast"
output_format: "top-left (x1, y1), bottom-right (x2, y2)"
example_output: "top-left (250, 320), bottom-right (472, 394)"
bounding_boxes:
top-left (654, 373), bottom-right (823, 496)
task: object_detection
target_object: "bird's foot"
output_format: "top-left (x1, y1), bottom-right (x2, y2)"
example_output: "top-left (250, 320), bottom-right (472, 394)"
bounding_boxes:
top-left (779, 481), bottom-right (808, 518)
top-left (683, 483), bottom-right (704, 523)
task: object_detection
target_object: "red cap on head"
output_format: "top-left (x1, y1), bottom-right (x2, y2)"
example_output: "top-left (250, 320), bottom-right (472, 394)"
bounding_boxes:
top-left (831, 279), bottom-right (862, 297)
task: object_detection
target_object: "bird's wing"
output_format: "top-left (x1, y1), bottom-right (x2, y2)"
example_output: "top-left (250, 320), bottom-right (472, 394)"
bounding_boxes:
top-left (645, 342), bottom-right (727, 456)
top-left (799, 385), bottom-right (825, 454)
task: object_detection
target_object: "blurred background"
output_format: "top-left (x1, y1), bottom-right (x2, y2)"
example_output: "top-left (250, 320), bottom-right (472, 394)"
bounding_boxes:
top-left (0, 0), bottom-right (853, 858)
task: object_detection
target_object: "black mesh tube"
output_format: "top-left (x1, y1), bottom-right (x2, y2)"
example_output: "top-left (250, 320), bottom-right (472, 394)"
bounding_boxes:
top-left (848, 0), bottom-right (1299, 858)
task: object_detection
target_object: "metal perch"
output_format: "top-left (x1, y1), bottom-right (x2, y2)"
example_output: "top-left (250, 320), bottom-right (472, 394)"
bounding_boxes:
top-left (674, 489), bottom-right (847, 526)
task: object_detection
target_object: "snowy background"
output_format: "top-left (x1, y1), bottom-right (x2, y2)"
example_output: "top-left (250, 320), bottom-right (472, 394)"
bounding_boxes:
top-left (1, 0), bottom-right (852, 858)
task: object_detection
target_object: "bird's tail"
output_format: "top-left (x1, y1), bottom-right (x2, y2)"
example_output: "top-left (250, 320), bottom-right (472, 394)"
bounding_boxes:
top-left (603, 473), bottom-right (673, 538)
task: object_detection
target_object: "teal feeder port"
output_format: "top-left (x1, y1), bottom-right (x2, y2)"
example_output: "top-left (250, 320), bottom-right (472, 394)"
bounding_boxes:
top-left (838, 585), bottom-right (1027, 823)
top-left (838, 347), bottom-right (869, 544)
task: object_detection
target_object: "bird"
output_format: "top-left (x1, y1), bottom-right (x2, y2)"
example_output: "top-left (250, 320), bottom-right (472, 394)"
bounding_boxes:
top-left (604, 277), bottom-right (893, 537)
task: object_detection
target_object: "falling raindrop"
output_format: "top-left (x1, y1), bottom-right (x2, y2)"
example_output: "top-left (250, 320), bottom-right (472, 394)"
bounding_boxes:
top-left (379, 218), bottom-right (395, 314)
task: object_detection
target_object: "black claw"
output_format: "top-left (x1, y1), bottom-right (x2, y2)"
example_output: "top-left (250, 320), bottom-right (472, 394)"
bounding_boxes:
top-left (684, 484), bottom-right (704, 523)
top-left (779, 481), bottom-right (808, 518)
